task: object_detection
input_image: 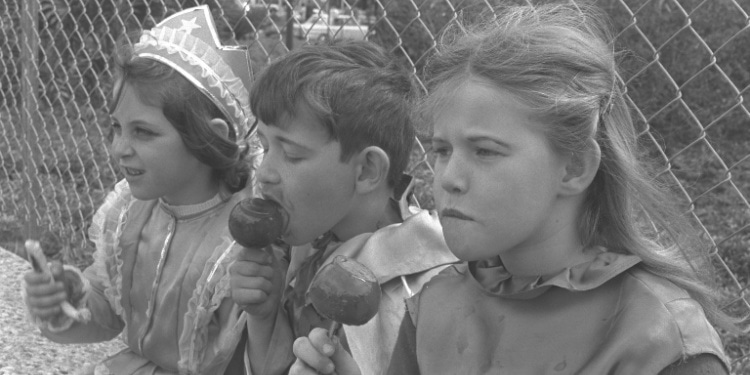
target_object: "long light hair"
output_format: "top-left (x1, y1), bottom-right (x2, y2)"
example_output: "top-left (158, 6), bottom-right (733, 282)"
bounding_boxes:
top-left (421, 1), bottom-right (737, 329)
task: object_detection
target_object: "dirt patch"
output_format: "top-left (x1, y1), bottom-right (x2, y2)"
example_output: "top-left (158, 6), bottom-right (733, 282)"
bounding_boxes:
top-left (0, 248), bottom-right (125, 375)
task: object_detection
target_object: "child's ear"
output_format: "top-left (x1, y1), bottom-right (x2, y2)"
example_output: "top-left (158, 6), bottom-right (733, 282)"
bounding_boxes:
top-left (209, 118), bottom-right (230, 138)
top-left (560, 140), bottom-right (601, 196)
top-left (354, 146), bottom-right (390, 194)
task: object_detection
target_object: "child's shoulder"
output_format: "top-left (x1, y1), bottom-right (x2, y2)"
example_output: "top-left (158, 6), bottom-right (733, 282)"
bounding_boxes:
top-left (615, 266), bottom-right (720, 337)
top-left (619, 266), bottom-right (692, 304)
top-left (370, 209), bottom-right (444, 246)
top-left (90, 179), bottom-right (134, 238)
top-left (309, 209), bottom-right (458, 287)
top-left (604, 266), bottom-right (729, 369)
top-left (357, 209), bottom-right (458, 280)
top-left (102, 179), bottom-right (134, 211)
top-left (405, 262), bottom-right (467, 296)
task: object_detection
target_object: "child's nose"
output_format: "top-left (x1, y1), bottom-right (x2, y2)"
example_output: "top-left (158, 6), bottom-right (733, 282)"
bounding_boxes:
top-left (256, 159), bottom-right (280, 185)
top-left (437, 157), bottom-right (468, 194)
top-left (110, 134), bottom-right (133, 159)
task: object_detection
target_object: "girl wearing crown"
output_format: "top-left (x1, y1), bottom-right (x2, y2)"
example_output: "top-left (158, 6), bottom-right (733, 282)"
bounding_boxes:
top-left (22, 6), bottom-right (256, 374)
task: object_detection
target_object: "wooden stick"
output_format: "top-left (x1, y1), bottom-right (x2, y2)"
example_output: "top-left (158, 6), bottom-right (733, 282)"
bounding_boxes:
top-left (327, 320), bottom-right (341, 340)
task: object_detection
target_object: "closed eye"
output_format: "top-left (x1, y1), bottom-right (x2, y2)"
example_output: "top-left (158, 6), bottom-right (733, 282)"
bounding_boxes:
top-left (283, 152), bottom-right (305, 163)
top-left (134, 127), bottom-right (157, 137)
top-left (476, 148), bottom-right (502, 157)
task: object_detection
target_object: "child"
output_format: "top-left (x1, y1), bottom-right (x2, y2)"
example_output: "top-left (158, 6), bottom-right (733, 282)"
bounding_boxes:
top-left (228, 39), bottom-right (458, 375)
top-left (22, 6), bottom-right (256, 374)
top-left (290, 3), bottom-right (735, 375)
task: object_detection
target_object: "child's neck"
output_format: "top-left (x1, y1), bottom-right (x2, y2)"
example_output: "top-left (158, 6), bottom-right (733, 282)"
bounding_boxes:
top-left (162, 179), bottom-right (222, 206)
top-left (332, 189), bottom-right (399, 242)
top-left (500, 208), bottom-right (594, 277)
top-left (500, 245), bottom-right (595, 277)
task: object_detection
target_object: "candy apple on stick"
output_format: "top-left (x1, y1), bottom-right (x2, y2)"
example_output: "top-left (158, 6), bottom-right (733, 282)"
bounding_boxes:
top-left (228, 198), bottom-right (381, 338)
top-left (228, 198), bottom-right (287, 248)
top-left (307, 255), bottom-right (381, 338)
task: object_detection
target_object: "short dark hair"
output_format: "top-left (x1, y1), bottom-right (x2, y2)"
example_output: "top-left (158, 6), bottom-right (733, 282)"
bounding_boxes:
top-left (250, 39), bottom-right (419, 187)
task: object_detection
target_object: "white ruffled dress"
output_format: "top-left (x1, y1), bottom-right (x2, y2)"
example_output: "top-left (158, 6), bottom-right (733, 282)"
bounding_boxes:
top-left (41, 180), bottom-right (247, 375)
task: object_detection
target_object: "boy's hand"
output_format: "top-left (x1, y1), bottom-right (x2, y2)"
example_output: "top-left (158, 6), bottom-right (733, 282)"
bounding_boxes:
top-left (290, 327), bottom-right (361, 375)
top-left (229, 246), bottom-right (284, 319)
top-left (24, 261), bottom-right (68, 320)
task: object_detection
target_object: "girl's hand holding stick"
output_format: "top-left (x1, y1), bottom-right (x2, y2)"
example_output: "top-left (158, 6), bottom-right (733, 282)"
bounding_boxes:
top-left (24, 238), bottom-right (90, 329)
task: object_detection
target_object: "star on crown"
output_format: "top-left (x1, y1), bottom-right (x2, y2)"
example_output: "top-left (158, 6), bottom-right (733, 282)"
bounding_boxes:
top-left (179, 17), bottom-right (201, 34)
top-left (133, 5), bottom-right (255, 141)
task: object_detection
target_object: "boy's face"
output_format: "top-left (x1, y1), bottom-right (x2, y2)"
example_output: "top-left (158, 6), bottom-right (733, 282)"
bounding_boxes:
top-left (256, 106), bottom-right (359, 246)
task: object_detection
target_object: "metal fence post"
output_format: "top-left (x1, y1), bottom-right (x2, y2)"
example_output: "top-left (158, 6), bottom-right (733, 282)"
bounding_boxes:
top-left (285, 0), bottom-right (295, 50)
top-left (19, 0), bottom-right (43, 242)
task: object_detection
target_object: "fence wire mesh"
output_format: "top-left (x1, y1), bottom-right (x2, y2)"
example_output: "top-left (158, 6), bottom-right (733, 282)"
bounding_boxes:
top-left (0, 0), bottom-right (748, 371)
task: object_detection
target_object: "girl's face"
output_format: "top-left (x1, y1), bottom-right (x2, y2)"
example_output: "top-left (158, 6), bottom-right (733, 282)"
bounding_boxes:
top-left (432, 79), bottom-right (569, 262)
top-left (255, 106), bottom-right (359, 246)
top-left (111, 83), bottom-right (216, 205)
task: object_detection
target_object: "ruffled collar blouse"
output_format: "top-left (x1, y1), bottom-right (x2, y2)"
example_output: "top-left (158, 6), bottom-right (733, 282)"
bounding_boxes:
top-left (470, 247), bottom-right (641, 299)
top-left (404, 247), bottom-right (729, 374)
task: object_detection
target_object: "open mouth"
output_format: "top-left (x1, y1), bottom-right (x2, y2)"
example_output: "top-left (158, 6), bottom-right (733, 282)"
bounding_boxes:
top-left (122, 167), bottom-right (144, 177)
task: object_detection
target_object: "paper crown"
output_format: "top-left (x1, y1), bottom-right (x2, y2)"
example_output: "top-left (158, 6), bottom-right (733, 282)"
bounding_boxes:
top-left (134, 5), bottom-right (255, 142)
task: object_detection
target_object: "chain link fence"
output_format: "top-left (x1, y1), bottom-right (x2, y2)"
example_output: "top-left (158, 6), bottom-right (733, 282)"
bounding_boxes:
top-left (0, 0), bottom-right (748, 372)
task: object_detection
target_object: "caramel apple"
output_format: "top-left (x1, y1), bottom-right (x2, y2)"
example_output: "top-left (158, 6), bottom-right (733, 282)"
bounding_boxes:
top-left (228, 198), bottom-right (286, 248)
top-left (307, 255), bottom-right (381, 326)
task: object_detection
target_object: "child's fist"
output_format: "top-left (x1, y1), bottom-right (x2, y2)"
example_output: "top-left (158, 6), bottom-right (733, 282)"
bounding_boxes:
top-left (229, 246), bottom-right (285, 319)
top-left (290, 327), bottom-right (361, 375)
top-left (23, 261), bottom-right (68, 320)
top-left (24, 239), bottom-right (91, 329)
